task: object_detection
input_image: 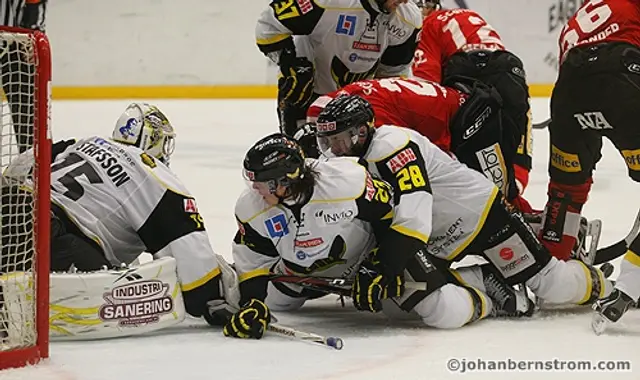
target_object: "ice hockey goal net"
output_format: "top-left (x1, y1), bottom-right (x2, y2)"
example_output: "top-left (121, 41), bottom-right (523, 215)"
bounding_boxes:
top-left (0, 26), bottom-right (51, 370)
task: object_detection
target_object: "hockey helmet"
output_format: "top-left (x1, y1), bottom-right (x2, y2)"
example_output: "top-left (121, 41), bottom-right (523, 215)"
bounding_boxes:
top-left (243, 133), bottom-right (307, 194)
top-left (315, 95), bottom-right (374, 157)
top-left (112, 103), bottom-right (176, 165)
top-left (413, 0), bottom-right (440, 9)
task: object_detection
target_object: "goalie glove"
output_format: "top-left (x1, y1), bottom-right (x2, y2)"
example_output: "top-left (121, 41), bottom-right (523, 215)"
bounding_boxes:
top-left (277, 48), bottom-right (315, 109)
top-left (352, 260), bottom-right (404, 313)
top-left (223, 299), bottom-right (271, 339)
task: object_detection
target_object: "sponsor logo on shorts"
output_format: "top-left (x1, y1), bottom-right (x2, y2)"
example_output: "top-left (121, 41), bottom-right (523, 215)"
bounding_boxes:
top-left (99, 280), bottom-right (174, 326)
top-left (476, 143), bottom-right (507, 194)
top-left (550, 145), bottom-right (581, 173)
top-left (573, 111), bottom-right (613, 130)
top-left (622, 149), bottom-right (640, 171)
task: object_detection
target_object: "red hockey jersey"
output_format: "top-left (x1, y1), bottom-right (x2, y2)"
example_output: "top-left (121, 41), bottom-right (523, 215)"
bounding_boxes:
top-left (412, 9), bottom-right (505, 83)
top-left (307, 77), bottom-right (464, 152)
top-left (559, 0), bottom-right (640, 63)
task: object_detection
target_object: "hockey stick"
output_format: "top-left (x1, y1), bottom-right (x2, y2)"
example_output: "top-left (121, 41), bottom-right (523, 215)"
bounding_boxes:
top-left (269, 274), bottom-right (428, 295)
top-left (267, 323), bottom-right (344, 350)
top-left (532, 118), bottom-right (551, 129)
top-left (593, 208), bottom-right (640, 265)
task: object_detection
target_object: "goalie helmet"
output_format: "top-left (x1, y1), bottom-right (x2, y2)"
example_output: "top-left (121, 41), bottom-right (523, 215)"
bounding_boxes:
top-left (112, 103), bottom-right (176, 165)
top-left (315, 95), bottom-right (374, 157)
top-left (243, 133), bottom-right (307, 195)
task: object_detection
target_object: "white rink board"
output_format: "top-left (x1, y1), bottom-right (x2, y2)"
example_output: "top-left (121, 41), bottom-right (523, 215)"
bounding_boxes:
top-left (46, 0), bottom-right (584, 87)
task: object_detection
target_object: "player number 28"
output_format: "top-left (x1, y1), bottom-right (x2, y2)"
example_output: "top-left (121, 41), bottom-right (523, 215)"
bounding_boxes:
top-left (397, 165), bottom-right (426, 191)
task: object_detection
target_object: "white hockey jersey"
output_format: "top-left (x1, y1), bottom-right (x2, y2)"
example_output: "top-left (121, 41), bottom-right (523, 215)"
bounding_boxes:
top-left (256, 0), bottom-right (422, 94)
top-left (49, 137), bottom-right (221, 293)
top-left (232, 156), bottom-right (423, 302)
top-left (361, 125), bottom-right (500, 262)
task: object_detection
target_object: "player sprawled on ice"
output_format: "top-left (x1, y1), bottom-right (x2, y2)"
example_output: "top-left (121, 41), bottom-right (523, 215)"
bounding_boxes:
top-left (308, 95), bottom-right (614, 313)
top-left (412, 0), bottom-right (533, 212)
top-left (224, 133), bottom-right (539, 341)
top-left (304, 76), bottom-right (534, 212)
top-left (533, 0), bottom-right (640, 334)
top-left (1, 103), bottom-right (237, 339)
top-left (255, 0), bottom-right (422, 136)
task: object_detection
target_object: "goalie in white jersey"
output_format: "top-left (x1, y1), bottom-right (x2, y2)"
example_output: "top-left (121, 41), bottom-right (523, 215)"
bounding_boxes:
top-left (2, 103), bottom-right (235, 339)
top-left (310, 95), bottom-right (615, 313)
top-left (256, 0), bottom-right (422, 136)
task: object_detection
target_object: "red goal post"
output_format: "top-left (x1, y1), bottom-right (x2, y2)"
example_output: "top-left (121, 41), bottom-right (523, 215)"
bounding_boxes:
top-left (0, 26), bottom-right (51, 370)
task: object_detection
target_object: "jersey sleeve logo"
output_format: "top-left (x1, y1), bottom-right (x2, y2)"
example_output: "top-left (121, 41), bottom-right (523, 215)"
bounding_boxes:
top-left (265, 214), bottom-right (290, 238)
top-left (296, 0), bottom-right (313, 14)
top-left (386, 147), bottom-right (417, 173)
top-left (183, 198), bottom-right (198, 213)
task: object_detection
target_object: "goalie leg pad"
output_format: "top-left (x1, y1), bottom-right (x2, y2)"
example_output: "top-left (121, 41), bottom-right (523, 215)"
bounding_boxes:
top-left (49, 256), bottom-right (186, 340)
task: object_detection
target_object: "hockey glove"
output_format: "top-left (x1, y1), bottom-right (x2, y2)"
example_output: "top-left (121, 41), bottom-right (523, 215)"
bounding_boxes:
top-left (20, 1), bottom-right (46, 32)
top-left (223, 299), bottom-right (271, 339)
top-left (204, 299), bottom-right (237, 327)
top-left (293, 123), bottom-right (320, 158)
top-left (352, 260), bottom-right (404, 313)
top-left (278, 49), bottom-right (315, 109)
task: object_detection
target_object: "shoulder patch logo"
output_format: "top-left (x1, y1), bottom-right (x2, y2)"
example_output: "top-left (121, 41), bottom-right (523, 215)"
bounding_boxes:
top-left (140, 153), bottom-right (157, 168)
top-left (184, 198), bottom-right (198, 213)
top-left (386, 147), bottom-right (417, 173)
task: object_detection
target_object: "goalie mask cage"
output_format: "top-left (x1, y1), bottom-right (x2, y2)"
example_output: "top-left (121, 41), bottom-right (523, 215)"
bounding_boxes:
top-left (0, 27), bottom-right (51, 370)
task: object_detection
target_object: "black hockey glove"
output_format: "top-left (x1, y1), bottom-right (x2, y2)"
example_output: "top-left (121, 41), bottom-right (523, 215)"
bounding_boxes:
top-left (352, 260), bottom-right (404, 313)
top-left (277, 49), bottom-right (315, 109)
top-left (204, 299), bottom-right (237, 327)
top-left (20, 1), bottom-right (46, 32)
top-left (223, 299), bottom-right (271, 339)
top-left (293, 123), bottom-right (320, 158)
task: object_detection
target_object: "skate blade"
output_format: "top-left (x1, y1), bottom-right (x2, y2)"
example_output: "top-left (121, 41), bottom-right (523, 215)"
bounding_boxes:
top-left (580, 220), bottom-right (602, 265)
top-left (591, 312), bottom-right (608, 336)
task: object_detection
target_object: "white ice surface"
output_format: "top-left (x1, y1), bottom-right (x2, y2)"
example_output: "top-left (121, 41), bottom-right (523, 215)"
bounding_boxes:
top-left (1, 98), bottom-right (638, 380)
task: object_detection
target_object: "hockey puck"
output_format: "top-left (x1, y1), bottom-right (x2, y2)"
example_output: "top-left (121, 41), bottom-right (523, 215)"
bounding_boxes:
top-left (327, 337), bottom-right (344, 350)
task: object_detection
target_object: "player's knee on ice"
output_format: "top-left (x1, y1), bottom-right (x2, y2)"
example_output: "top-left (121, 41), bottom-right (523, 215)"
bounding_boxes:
top-left (265, 282), bottom-right (308, 311)
top-left (383, 284), bottom-right (491, 329)
top-left (526, 257), bottom-right (613, 306)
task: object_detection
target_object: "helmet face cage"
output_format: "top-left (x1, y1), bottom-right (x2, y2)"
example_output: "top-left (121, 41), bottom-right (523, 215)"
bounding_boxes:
top-left (315, 95), bottom-right (374, 157)
top-left (113, 103), bottom-right (176, 165)
top-left (317, 125), bottom-right (360, 157)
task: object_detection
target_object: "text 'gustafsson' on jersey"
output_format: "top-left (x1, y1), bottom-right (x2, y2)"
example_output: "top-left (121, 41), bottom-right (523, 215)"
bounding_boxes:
top-left (74, 139), bottom-right (132, 187)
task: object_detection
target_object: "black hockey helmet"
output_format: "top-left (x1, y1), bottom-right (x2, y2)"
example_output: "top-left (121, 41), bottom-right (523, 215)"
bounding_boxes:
top-left (315, 95), bottom-right (374, 157)
top-left (243, 133), bottom-right (306, 191)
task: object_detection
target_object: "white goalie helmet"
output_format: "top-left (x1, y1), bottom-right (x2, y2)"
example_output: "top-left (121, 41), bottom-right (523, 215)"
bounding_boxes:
top-left (112, 103), bottom-right (176, 165)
